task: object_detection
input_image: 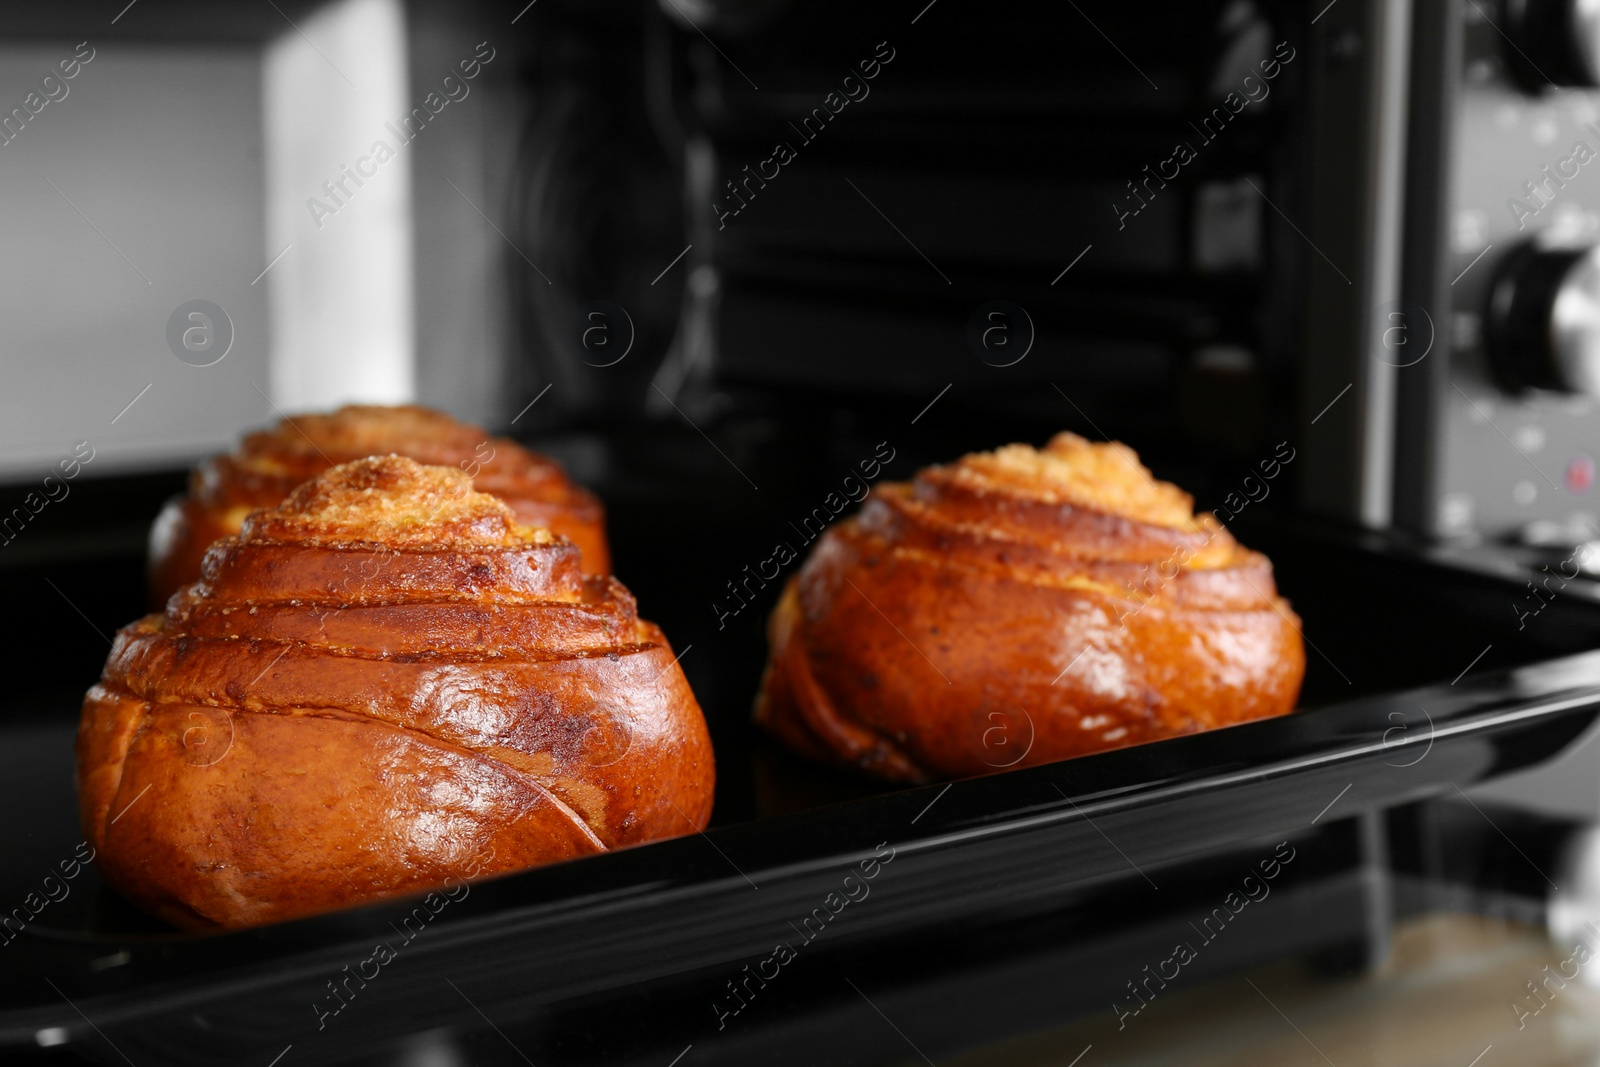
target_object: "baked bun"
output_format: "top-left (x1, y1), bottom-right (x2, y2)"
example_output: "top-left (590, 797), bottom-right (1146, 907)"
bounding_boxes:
top-left (148, 404), bottom-right (608, 605)
top-left (81, 456), bottom-right (712, 929)
top-left (755, 433), bottom-right (1305, 782)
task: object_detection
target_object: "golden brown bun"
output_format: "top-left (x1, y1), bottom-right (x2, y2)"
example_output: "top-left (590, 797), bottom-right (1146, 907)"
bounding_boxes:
top-left (83, 456), bottom-right (712, 929)
top-left (755, 433), bottom-right (1305, 782)
top-left (148, 404), bottom-right (609, 606)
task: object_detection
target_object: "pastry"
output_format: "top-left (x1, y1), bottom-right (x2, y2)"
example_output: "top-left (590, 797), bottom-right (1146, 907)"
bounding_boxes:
top-left (80, 456), bottom-right (712, 929)
top-left (755, 433), bottom-right (1305, 782)
top-left (148, 404), bottom-right (609, 605)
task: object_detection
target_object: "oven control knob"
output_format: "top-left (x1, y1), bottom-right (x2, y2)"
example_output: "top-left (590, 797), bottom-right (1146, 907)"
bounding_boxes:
top-left (1502, 0), bottom-right (1600, 89)
top-left (1485, 243), bottom-right (1600, 396)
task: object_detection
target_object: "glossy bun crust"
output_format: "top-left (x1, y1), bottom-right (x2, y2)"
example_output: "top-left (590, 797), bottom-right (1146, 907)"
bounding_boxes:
top-left (82, 456), bottom-right (712, 929)
top-left (149, 404), bottom-right (609, 605)
top-left (755, 434), bottom-right (1305, 782)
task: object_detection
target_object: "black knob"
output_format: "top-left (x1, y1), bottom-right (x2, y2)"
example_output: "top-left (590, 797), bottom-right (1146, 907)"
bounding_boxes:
top-left (1485, 243), bottom-right (1600, 395)
top-left (1502, 0), bottom-right (1600, 90)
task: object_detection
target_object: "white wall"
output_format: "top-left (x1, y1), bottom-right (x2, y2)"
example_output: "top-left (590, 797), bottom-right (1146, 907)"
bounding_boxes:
top-left (0, 41), bottom-right (271, 477)
top-left (262, 0), bottom-right (414, 413)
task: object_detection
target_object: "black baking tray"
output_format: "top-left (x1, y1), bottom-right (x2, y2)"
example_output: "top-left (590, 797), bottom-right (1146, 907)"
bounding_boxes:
top-left (4, 430), bottom-right (1600, 1067)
